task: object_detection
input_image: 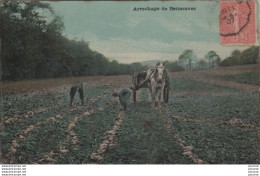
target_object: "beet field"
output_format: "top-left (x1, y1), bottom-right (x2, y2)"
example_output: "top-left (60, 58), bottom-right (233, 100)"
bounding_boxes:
top-left (0, 65), bottom-right (259, 164)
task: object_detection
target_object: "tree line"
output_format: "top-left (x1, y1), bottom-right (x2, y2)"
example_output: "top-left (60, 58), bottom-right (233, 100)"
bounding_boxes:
top-left (173, 46), bottom-right (258, 71)
top-left (220, 46), bottom-right (259, 66)
top-left (0, 2), bottom-right (147, 81)
top-left (176, 49), bottom-right (221, 71)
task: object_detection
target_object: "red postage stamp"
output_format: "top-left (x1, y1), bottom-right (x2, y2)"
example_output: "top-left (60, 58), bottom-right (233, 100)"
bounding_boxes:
top-left (220, 1), bottom-right (257, 45)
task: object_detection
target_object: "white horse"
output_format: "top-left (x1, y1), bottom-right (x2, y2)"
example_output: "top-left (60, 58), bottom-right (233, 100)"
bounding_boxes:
top-left (139, 62), bottom-right (169, 106)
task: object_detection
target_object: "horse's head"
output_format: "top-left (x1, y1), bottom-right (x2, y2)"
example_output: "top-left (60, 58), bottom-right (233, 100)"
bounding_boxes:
top-left (155, 63), bottom-right (166, 83)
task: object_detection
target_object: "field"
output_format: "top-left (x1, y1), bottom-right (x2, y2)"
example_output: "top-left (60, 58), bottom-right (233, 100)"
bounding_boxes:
top-left (0, 64), bottom-right (259, 164)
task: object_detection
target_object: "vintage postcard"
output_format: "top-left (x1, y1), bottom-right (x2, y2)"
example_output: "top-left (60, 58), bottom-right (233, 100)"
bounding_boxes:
top-left (0, 0), bottom-right (259, 175)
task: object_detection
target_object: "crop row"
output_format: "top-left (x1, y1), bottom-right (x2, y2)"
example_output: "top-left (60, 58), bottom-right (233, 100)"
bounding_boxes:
top-left (1, 87), bottom-right (117, 164)
top-left (167, 78), bottom-right (259, 164)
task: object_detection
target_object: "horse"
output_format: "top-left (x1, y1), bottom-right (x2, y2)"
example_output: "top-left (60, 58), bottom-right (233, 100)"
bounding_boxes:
top-left (130, 71), bottom-right (150, 103)
top-left (138, 62), bottom-right (169, 106)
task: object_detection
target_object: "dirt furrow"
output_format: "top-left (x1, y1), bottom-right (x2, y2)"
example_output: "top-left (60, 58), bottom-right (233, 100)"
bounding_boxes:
top-left (4, 92), bottom-right (109, 164)
top-left (90, 111), bottom-right (124, 163)
top-left (165, 107), bottom-right (257, 131)
top-left (159, 107), bottom-right (205, 164)
top-left (4, 105), bottom-right (82, 164)
top-left (4, 116), bottom-right (56, 164)
top-left (35, 96), bottom-right (118, 164)
top-left (137, 88), bottom-right (203, 163)
top-left (0, 106), bottom-right (59, 130)
top-left (0, 89), bottom-right (109, 130)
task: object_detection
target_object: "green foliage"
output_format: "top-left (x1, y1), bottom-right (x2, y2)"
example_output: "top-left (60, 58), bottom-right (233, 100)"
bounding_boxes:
top-left (231, 50), bottom-right (242, 58)
top-left (164, 60), bottom-right (185, 72)
top-left (220, 46), bottom-right (259, 66)
top-left (0, 2), bottom-right (134, 81)
top-left (130, 62), bottom-right (148, 74)
top-left (240, 46), bottom-right (259, 65)
top-left (220, 56), bottom-right (239, 66)
top-left (0, 1), bottom-right (53, 80)
top-left (179, 50), bottom-right (193, 63)
top-left (178, 50), bottom-right (199, 70)
top-left (205, 50), bottom-right (221, 68)
top-left (197, 59), bottom-right (207, 69)
top-left (179, 50), bottom-right (192, 70)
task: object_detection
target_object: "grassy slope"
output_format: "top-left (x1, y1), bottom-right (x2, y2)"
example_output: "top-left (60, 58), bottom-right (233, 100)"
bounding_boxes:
top-left (169, 78), bottom-right (259, 164)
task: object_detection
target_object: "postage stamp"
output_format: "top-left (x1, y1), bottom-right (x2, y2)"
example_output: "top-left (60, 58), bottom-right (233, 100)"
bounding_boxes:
top-left (220, 1), bottom-right (257, 45)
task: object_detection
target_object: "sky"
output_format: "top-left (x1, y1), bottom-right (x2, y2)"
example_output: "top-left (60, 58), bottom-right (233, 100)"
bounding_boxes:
top-left (48, 1), bottom-right (250, 64)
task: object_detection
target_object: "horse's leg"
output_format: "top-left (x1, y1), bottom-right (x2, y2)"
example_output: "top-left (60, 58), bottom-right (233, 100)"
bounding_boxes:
top-left (154, 86), bottom-right (160, 107)
top-left (160, 83), bottom-right (165, 104)
top-left (163, 87), bottom-right (167, 103)
top-left (160, 87), bottom-right (163, 104)
top-left (165, 87), bottom-right (169, 103)
top-left (149, 85), bottom-right (152, 93)
top-left (155, 89), bottom-right (159, 107)
top-left (149, 86), bottom-right (152, 99)
top-left (152, 88), bottom-right (156, 106)
top-left (147, 84), bottom-right (152, 103)
top-left (133, 89), bottom-right (136, 103)
top-left (157, 87), bottom-right (162, 107)
top-left (151, 81), bottom-right (156, 106)
top-left (138, 80), bottom-right (143, 88)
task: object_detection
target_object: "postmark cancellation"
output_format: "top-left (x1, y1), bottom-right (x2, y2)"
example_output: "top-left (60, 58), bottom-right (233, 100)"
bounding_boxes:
top-left (220, 1), bottom-right (257, 45)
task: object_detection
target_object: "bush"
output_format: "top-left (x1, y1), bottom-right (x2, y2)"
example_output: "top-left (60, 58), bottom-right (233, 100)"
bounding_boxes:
top-left (220, 46), bottom-right (259, 66)
top-left (164, 61), bottom-right (185, 72)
